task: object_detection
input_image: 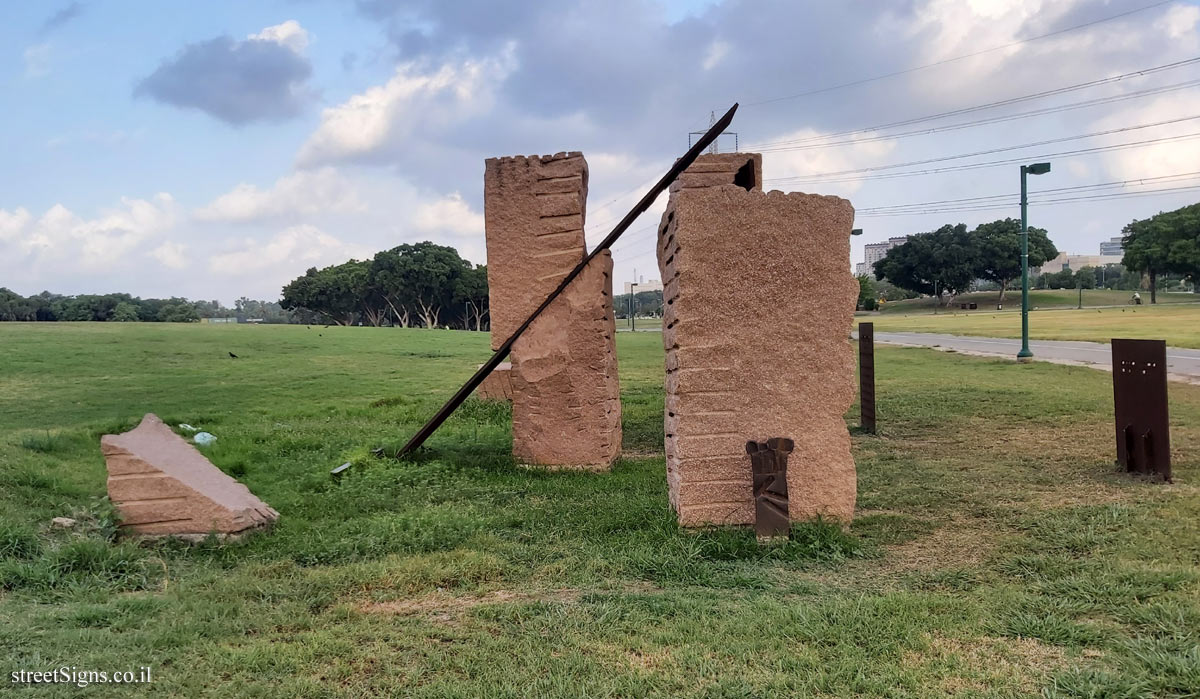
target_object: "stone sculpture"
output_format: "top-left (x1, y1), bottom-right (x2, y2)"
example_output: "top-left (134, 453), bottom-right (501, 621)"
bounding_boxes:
top-left (101, 414), bottom-right (278, 538)
top-left (658, 153), bottom-right (858, 526)
top-left (483, 152), bottom-right (621, 469)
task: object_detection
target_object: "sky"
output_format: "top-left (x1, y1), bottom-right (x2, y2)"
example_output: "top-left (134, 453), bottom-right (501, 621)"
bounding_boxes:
top-left (1, 0), bottom-right (1198, 303)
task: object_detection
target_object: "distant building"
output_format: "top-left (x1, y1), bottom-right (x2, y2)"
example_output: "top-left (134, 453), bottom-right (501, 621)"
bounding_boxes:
top-left (1033, 253), bottom-right (1124, 275)
top-left (624, 278), bottom-right (663, 295)
top-left (859, 236), bottom-right (909, 278)
top-left (201, 317), bottom-right (237, 324)
top-left (1099, 236), bottom-right (1124, 257)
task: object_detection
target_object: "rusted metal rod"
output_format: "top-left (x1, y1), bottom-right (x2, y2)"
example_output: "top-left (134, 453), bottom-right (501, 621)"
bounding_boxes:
top-left (397, 103), bottom-right (740, 457)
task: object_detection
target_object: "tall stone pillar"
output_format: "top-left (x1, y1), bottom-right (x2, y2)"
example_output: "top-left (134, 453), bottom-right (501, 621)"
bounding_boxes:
top-left (657, 153), bottom-right (858, 526)
top-left (483, 152), bottom-right (621, 469)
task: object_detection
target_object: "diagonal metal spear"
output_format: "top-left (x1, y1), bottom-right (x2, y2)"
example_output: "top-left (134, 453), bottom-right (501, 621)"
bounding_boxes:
top-left (397, 103), bottom-right (739, 457)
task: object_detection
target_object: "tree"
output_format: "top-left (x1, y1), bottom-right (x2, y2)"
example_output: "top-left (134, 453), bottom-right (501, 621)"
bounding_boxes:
top-left (281, 263), bottom-right (366, 326)
top-left (971, 218), bottom-right (1057, 301)
top-left (454, 264), bottom-right (490, 331)
top-left (369, 242), bottom-right (470, 328)
top-left (856, 274), bottom-right (877, 311)
top-left (874, 224), bottom-right (976, 304)
top-left (111, 301), bottom-right (141, 322)
top-left (1123, 203), bottom-right (1200, 303)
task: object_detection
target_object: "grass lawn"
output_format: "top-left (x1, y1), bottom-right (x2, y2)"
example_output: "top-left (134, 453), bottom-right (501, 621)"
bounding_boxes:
top-left (859, 303), bottom-right (1200, 349)
top-left (2, 322), bottom-right (1198, 697)
top-left (877, 289), bottom-right (1199, 315)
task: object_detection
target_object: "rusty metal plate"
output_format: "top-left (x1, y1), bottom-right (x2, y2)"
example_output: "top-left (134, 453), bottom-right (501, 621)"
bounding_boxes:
top-left (747, 437), bottom-right (793, 538)
top-left (859, 322), bottom-right (876, 434)
top-left (1112, 338), bottom-right (1171, 480)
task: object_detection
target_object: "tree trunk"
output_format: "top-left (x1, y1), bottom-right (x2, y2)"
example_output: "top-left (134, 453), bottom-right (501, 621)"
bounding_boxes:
top-left (416, 298), bottom-right (440, 328)
top-left (1150, 269), bottom-right (1157, 304)
top-left (998, 279), bottom-right (1008, 302)
top-left (383, 297), bottom-right (409, 327)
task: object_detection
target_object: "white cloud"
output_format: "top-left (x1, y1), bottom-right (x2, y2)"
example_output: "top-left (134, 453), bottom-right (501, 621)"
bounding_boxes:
top-left (23, 43), bottom-right (51, 77)
top-left (11, 194), bottom-right (178, 270)
top-left (208, 224), bottom-right (371, 278)
top-left (0, 207), bottom-right (32, 242)
top-left (296, 46), bottom-right (516, 167)
top-left (1093, 92), bottom-right (1200, 181)
top-left (151, 241), bottom-right (188, 269)
top-left (413, 192), bottom-right (484, 235)
top-left (195, 168), bottom-right (365, 223)
top-left (760, 130), bottom-right (898, 198)
top-left (702, 40), bottom-right (730, 71)
top-left (249, 20), bottom-right (310, 54)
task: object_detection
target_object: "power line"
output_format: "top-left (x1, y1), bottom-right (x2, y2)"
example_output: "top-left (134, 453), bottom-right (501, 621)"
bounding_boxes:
top-left (767, 114), bottom-right (1200, 182)
top-left (755, 78), bottom-right (1200, 153)
top-left (746, 56), bottom-right (1200, 150)
top-left (855, 183), bottom-right (1200, 217)
top-left (856, 171), bottom-right (1200, 213)
top-left (742, 0), bottom-right (1174, 107)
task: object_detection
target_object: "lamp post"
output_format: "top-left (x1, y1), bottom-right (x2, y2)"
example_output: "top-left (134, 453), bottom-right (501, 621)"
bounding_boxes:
top-left (629, 282), bottom-right (638, 332)
top-left (1018, 162), bottom-right (1051, 362)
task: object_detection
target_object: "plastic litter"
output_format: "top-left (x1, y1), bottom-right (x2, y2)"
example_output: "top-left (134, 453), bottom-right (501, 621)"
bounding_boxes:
top-left (193, 432), bottom-right (217, 446)
top-left (178, 424), bottom-right (198, 432)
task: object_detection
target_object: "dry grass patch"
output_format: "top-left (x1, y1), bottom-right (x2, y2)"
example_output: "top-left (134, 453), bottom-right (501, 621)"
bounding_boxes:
top-left (356, 587), bottom-right (581, 624)
top-left (902, 633), bottom-right (1077, 695)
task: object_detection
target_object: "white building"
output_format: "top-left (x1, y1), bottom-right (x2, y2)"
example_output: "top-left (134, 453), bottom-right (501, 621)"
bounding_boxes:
top-left (1099, 236), bottom-right (1124, 257)
top-left (1034, 253), bottom-right (1124, 275)
top-left (858, 236), bottom-right (909, 277)
top-left (624, 278), bottom-right (663, 295)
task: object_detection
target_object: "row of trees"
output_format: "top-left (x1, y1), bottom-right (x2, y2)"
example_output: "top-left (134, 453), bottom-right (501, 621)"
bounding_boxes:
top-left (874, 218), bottom-right (1058, 303)
top-left (280, 242), bottom-right (489, 329)
top-left (874, 203), bottom-right (1199, 305)
top-left (0, 289), bottom-right (296, 323)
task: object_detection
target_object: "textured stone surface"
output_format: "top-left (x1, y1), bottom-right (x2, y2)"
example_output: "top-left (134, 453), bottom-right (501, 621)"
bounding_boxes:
top-left (509, 251), bottom-right (621, 469)
top-left (475, 362), bottom-right (513, 401)
top-left (484, 152), bottom-right (588, 350)
top-left (657, 155), bottom-right (857, 526)
top-left (101, 414), bottom-right (278, 537)
top-left (483, 151), bottom-right (621, 469)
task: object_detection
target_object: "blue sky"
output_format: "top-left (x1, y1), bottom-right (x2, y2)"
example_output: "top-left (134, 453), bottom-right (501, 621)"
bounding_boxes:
top-left (2, 0), bottom-right (1199, 302)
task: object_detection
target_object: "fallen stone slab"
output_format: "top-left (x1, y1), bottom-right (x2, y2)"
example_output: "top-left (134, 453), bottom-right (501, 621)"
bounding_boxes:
top-left (101, 414), bottom-right (278, 539)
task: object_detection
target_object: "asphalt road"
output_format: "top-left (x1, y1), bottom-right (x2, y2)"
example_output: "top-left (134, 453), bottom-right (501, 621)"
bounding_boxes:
top-left (867, 331), bottom-right (1200, 384)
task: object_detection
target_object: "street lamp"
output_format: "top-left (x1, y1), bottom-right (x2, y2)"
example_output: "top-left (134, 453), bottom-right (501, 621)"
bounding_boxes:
top-left (1018, 162), bottom-right (1051, 362)
top-left (629, 281), bottom-right (638, 332)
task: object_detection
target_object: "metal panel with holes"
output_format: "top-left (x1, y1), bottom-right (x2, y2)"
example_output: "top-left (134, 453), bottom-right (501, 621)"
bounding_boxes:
top-left (1111, 338), bottom-right (1171, 480)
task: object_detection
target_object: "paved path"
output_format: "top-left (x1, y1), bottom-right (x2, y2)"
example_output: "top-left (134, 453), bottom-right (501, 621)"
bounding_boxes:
top-left (863, 331), bottom-right (1200, 384)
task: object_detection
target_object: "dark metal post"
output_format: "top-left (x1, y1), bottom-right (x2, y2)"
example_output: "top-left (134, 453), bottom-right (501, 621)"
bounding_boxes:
top-left (1112, 338), bottom-right (1171, 480)
top-left (859, 322), bottom-right (876, 434)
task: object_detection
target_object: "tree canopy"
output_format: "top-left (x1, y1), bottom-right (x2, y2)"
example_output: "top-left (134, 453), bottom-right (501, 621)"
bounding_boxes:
top-left (874, 219), bottom-right (1059, 303)
top-left (282, 241), bottom-right (487, 329)
top-left (1122, 203), bottom-right (1200, 303)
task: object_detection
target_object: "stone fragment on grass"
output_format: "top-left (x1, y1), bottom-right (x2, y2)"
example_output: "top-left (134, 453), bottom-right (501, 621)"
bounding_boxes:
top-left (51, 517), bottom-right (76, 529)
top-left (100, 414), bottom-right (278, 538)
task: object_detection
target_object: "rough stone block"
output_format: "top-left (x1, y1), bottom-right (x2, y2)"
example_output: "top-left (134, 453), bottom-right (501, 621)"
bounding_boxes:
top-left (509, 251), bottom-right (621, 469)
top-left (484, 152), bottom-right (588, 351)
top-left (101, 414), bottom-right (278, 537)
top-left (475, 362), bottom-right (513, 401)
top-left (657, 156), bottom-right (857, 527)
top-left (483, 152), bottom-right (621, 469)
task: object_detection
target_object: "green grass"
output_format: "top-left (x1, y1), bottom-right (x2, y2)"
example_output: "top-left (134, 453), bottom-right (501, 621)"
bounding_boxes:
top-left (1, 322), bottom-right (1198, 697)
top-left (877, 289), bottom-right (1199, 314)
top-left (860, 302), bottom-right (1200, 349)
